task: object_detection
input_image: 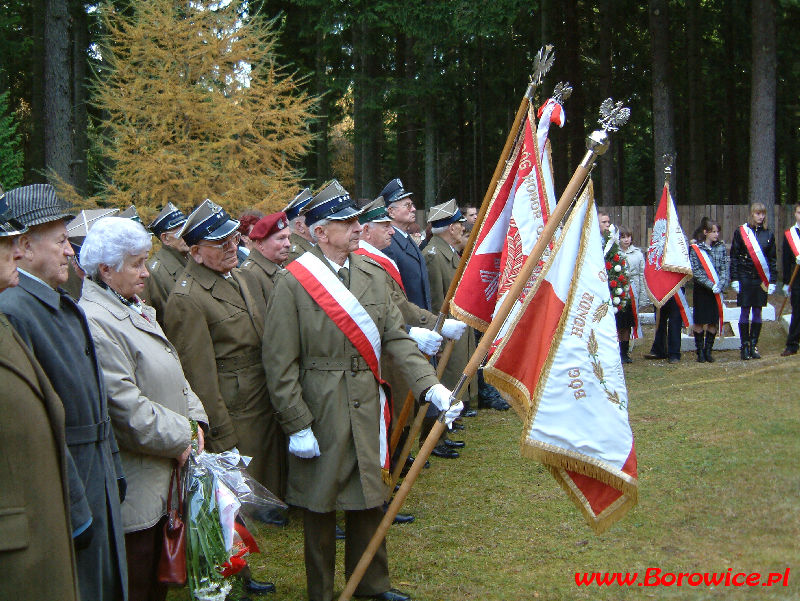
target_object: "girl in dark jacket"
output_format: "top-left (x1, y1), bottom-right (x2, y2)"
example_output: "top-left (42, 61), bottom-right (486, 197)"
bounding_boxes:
top-left (729, 203), bottom-right (777, 359)
top-left (689, 219), bottom-right (729, 362)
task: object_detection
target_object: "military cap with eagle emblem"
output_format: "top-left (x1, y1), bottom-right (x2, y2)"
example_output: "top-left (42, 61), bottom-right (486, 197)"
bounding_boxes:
top-left (148, 202), bottom-right (187, 236)
top-left (379, 178), bottom-right (413, 206)
top-left (358, 196), bottom-right (392, 224)
top-left (66, 208), bottom-right (120, 255)
top-left (427, 198), bottom-right (466, 228)
top-left (178, 199), bottom-right (240, 246)
top-left (303, 180), bottom-right (363, 226)
top-left (283, 188), bottom-right (314, 222)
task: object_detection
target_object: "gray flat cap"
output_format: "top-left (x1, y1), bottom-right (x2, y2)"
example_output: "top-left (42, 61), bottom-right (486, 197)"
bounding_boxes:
top-left (5, 184), bottom-right (74, 227)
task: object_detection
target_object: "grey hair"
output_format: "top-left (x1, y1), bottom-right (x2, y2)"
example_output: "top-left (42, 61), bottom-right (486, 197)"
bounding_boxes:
top-left (80, 217), bottom-right (152, 278)
top-left (431, 224), bottom-right (450, 235)
top-left (308, 218), bottom-right (331, 243)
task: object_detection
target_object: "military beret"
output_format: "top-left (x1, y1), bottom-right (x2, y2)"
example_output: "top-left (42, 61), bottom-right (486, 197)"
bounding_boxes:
top-left (249, 211), bottom-right (289, 240)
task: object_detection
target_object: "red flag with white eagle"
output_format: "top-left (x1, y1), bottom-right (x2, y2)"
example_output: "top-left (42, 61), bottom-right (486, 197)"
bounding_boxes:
top-left (451, 102), bottom-right (552, 332)
top-left (645, 183), bottom-right (692, 307)
top-left (484, 184), bottom-right (638, 534)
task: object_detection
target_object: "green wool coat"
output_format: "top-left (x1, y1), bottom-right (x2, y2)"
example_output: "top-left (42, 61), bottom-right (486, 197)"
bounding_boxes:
top-left (263, 246), bottom-right (439, 512)
top-left (425, 235), bottom-right (478, 400)
top-left (163, 258), bottom-right (276, 491)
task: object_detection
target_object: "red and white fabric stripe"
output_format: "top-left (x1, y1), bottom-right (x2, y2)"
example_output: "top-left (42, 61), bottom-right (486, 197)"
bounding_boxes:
top-left (485, 189), bottom-right (637, 534)
top-left (286, 252), bottom-right (392, 476)
top-left (629, 286), bottom-right (642, 340)
top-left (785, 227), bottom-right (800, 259)
top-left (537, 98), bottom-right (566, 215)
top-left (355, 241), bottom-right (405, 292)
top-left (739, 224), bottom-right (771, 287)
top-left (690, 243), bottom-right (724, 332)
top-left (675, 288), bottom-right (693, 328)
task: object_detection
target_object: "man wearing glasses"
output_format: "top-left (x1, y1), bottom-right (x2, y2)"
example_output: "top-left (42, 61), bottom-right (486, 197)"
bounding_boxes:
top-left (163, 199), bottom-right (277, 596)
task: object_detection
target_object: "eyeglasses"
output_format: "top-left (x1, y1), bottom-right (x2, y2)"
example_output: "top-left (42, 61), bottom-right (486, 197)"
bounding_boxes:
top-left (196, 233), bottom-right (241, 249)
top-left (390, 201), bottom-right (415, 211)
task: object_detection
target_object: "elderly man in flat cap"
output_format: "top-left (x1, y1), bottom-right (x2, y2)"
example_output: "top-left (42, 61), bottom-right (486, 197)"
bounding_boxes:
top-left (263, 180), bottom-right (463, 601)
top-left (0, 192), bottom-right (81, 601)
top-left (143, 203), bottom-right (189, 327)
top-left (0, 184), bottom-right (127, 601)
top-left (162, 199), bottom-right (277, 595)
top-left (284, 187), bottom-right (315, 263)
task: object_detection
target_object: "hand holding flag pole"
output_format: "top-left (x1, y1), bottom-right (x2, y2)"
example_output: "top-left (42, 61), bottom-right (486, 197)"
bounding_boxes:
top-left (339, 97), bottom-right (630, 601)
top-left (777, 265), bottom-right (799, 321)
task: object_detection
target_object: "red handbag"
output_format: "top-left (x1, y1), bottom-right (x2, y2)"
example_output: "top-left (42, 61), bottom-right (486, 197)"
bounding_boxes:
top-left (157, 465), bottom-right (186, 585)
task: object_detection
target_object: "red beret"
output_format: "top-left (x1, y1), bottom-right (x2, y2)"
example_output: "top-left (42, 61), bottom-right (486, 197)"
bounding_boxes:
top-left (249, 211), bottom-right (289, 240)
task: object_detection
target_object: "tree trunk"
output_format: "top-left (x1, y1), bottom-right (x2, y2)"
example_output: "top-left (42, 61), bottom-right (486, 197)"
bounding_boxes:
top-left (562, 0), bottom-right (585, 184)
top-left (314, 28), bottom-right (329, 186)
top-left (597, 0), bottom-right (616, 204)
top-left (27, 0), bottom-right (46, 182)
top-left (723, 0), bottom-right (742, 205)
top-left (71, 0), bottom-right (88, 195)
top-left (686, 0), bottom-right (706, 205)
top-left (44, 0), bottom-right (74, 185)
top-left (748, 0), bottom-right (777, 226)
top-left (649, 0), bottom-right (676, 201)
top-left (424, 100), bottom-right (435, 208)
top-left (396, 33), bottom-right (420, 195)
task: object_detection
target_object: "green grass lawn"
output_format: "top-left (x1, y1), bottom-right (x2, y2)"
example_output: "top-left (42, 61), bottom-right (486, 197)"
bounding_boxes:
top-left (170, 319), bottom-right (799, 601)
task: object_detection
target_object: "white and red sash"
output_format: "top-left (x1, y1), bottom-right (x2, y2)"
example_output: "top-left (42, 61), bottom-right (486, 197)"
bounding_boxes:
top-left (785, 226), bottom-right (800, 259)
top-left (739, 224), bottom-right (770, 288)
top-left (691, 243), bottom-right (725, 333)
top-left (628, 285), bottom-right (642, 340)
top-left (355, 241), bottom-right (405, 292)
top-left (675, 288), bottom-right (692, 328)
top-left (286, 252), bottom-right (392, 481)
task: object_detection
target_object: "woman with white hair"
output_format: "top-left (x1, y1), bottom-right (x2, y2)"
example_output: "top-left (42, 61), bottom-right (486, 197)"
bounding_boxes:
top-left (78, 217), bottom-right (208, 601)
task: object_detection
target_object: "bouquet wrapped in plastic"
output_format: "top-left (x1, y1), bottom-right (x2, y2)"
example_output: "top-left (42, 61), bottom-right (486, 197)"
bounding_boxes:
top-left (185, 450), bottom-right (286, 601)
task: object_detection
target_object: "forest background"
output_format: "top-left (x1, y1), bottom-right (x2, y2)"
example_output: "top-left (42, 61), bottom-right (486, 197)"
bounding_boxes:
top-left (0, 0), bottom-right (797, 224)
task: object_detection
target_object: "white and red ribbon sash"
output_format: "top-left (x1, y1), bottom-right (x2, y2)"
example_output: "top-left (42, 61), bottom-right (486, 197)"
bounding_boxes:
top-left (785, 227), bottom-right (800, 259)
top-left (676, 288), bottom-right (692, 328)
top-left (628, 286), bottom-right (642, 340)
top-left (739, 224), bottom-right (770, 287)
top-left (691, 243), bottom-right (724, 332)
top-left (286, 252), bottom-right (392, 476)
top-left (355, 241), bottom-right (405, 292)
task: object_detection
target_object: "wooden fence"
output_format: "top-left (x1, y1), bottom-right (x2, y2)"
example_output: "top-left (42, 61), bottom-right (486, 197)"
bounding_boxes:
top-left (600, 204), bottom-right (796, 269)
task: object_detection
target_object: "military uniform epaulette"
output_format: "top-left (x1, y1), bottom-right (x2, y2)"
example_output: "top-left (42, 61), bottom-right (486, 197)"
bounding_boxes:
top-left (358, 255), bottom-right (383, 269)
top-left (148, 258), bottom-right (160, 270)
top-left (426, 245), bottom-right (437, 255)
top-left (174, 275), bottom-right (194, 295)
top-left (241, 259), bottom-right (254, 269)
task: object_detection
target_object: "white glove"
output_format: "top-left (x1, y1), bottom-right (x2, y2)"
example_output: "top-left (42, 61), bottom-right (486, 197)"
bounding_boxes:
top-left (408, 327), bottom-right (443, 355)
top-left (712, 283), bottom-right (722, 294)
top-left (441, 318), bottom-right (467, 341)
top-left (796, 255), bottom-right (800, 265)
top-left (288, 427), bottom-right (320, 459)
top-left (425, 383), bottom-right (453, 412)
top-left (731, 281), bottom-right (740, 293)
top-left (443, 401), bottom-right (464, 429)
top-left (768, 283), bottom-right (776, 295)
top-left (784, 284), bottom-right (790, 296)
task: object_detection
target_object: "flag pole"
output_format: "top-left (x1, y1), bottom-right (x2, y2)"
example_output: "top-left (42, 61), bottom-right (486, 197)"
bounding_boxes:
top-left (777, 265), bottom-right (799, 321)
top-left (388, 49), bottom-right (551, 460)
top-left (338, 98), bottom-right (630, 601)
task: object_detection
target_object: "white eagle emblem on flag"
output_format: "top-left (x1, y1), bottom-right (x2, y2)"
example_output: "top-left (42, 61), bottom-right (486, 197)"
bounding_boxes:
top-left (647, 218), bottom-right (667, 269)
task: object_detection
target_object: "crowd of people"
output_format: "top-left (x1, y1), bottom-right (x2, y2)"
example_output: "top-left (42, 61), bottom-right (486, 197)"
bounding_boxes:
top-left (1, 179), bottom-right (798, 601)
top-left (0, 180), bottom-right (508, 601)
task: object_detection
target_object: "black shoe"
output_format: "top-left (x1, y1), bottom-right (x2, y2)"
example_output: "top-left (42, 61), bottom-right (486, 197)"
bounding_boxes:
top-left (393, 513), bottom-right (415, 524)
top-left (451, 421), bottom-right (466, 430)
top-left (335, 524), bottom-right (345, 540)
top-left (643, 352), bottom-right (666, 360)
top-left (356, 588), bottom-right (412, 601)
top-left (243, 577), bottom-right (276, 594)
top-left (781, 348), bottom-right (798, 357)
top-left (739, 323), bottom-right (751, 360)
top-left (668, 356), bottom-right (680, 364)
top-left (431, 443), bottom-right (459, 459)
top-left (252, 507), bottom-right (289, 527)
top-left (443, 438), bottom-right (465, 448)
top-left (461, 408), bottom-right (478, 418)
top-left (478, 387), bottom-right (504, 408)
top-left (750, 322), bottom-right (762, 359)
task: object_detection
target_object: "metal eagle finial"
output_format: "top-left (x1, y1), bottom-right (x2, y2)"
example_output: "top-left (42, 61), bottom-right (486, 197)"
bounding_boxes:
top-left (552, 81), bottom-right (572, 104)
top-left (597, 98), bottom-right (631, 133)
top-left (527, 45), bottom-right (555, 98)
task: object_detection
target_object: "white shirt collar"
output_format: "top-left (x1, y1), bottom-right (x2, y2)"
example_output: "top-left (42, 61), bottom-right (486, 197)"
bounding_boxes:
top-left (18, 267), bottom-right (55, 291)
top-left (325, 256), bottom-right (350, 273)
top-left (393, 226), bottom-right (409, 238)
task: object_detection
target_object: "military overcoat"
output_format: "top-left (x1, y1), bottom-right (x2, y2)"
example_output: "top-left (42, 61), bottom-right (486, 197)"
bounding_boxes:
top-left (0, 313), bottom-right (79, 601)
top-left (163, 258), bottom-right (276, 492)
top-left (0, 272), bottom-right (128, 601)
top-left (238, 249), bottom-right (280, 336)
top-left (287, 231), bottom-right (315, 263)
top-left (263, 246), bottom-right (439, 513)
top-left (80, 279), bottom-right (208, 532)
top-left (143, 244), bottom-right (187, 327)
top-left (425, 236), bottom-right (477, 400)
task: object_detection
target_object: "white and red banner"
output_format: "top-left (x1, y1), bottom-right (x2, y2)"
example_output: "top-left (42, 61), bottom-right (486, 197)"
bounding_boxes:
top-left (355, 241), bottom-right (405, 292)
top-left (690, 243), bottom-right (724, 332)
top-left (786, 226), bottom-right (800, 259)
top-left (286, 252), bottom-right (392, 481)
top-left (739, 224), bottom-right (771, 288)
top-left (451, 103), bottom-right (553, 334)
top-left (484, 185), bottom-right (637, 534)
top-left (537, 97), bottom-right (566, 216)
top-left (645, 183), bottom-right (692, 307)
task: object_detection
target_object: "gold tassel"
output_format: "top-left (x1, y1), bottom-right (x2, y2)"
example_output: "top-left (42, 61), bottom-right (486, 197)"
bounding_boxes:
top-left (381, 468), bottom-right (391, 486)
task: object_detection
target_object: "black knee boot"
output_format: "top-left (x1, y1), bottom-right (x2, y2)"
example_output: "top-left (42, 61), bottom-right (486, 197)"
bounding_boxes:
top-left (694, 332), bottom-right (706, 362)
top-left (750, 322), bottom-right (762, 359)
top-left (739, 322), bottom-right (751, 360)
top-left (620, 340), bottom-right (632, 363)
top-left (704, 331), bottom-right (716, 362)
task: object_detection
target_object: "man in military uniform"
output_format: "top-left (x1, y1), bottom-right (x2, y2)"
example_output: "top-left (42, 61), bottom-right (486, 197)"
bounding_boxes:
top-left (162, 200), bottom-right (276, 595)
top-left (263, 181), bottom-right (462, 601)
top-left (236, 210), bottom-right (291, 518)
top-left (425, 199), bottom-right (479, 431)
top-left (143, 203), bottom-right (189, 327)
top-left (357, 197), bottom-right (468, 461)
top-left (0, 184), bottom-right (127, 601)
top-left (284, 188), bottom-right (315, 262)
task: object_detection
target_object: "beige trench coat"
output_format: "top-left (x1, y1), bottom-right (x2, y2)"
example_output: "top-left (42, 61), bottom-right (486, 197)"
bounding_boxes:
top-left (425, 236), bottom-right (477, 400)
top-left (263, 246), bottom-right (439, 512)
top-left (80, 279), bottom-right (207, 532)
top-left (163, 258), bottom-right (276, 491)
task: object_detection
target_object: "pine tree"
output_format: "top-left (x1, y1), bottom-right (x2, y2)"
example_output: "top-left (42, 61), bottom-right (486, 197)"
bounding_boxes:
top-left (0, 89), bottom-right (24, 190)
top-left (79, 0), bottom-right (314, 220)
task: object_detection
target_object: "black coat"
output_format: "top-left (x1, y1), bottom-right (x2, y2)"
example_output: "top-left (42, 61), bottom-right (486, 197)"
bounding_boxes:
top-left (0, 272), bottom-right (128, 601)
top-left (729, 224), bottom-right (776, 284)
top-left (782, 225), bottom-right (800, 290)
top-left (383, 227), bottom-right (432, 311)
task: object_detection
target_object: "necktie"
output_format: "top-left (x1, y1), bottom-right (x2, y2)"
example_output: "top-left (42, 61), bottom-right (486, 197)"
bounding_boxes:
top-left (338, 266), bottom-right (350, 288)
top-left (227, 275), bottom-right (241, 294)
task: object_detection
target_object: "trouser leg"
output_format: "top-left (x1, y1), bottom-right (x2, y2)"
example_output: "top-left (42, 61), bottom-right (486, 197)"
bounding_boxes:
top-left (124, 518), bottom-right (168, 601)
top-left (344, 508), bottom-right (390, 597)
top-left (787, 293), bottom-right (800, 351)
top-left (303, 510), bottom-right (337, 601)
